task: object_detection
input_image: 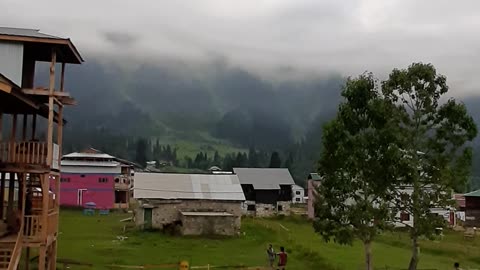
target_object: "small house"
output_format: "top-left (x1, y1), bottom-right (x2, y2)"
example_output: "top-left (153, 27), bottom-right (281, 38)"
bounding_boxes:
top-left (58, 148), bottom-right (135, 209)
top-left (133, 173), bottom-right (245, 236)
top-left (464, 189), bottom-right (480, 227)
top-left (292, 184), bottom-right (305, 204)
top-left (233, 168), bottom-right (295, 217)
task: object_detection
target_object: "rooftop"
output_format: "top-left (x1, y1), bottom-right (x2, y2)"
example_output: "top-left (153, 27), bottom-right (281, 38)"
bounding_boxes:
top-left (464, 189), bottom-right (480, 197)
top-left (233, 168), bottom-right (295, 190)
top-left (133, 173), bottom-right (245, 201)
top-left (0, 27), bottom-right (83, 63)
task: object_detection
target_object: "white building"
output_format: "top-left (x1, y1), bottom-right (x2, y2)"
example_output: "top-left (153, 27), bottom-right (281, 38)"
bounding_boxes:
top-left (292, 184), bottom-right (305, 204)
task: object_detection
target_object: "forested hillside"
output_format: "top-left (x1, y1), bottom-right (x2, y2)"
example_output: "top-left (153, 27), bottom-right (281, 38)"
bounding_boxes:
top-left (38, 60), bottom-right (480, 188)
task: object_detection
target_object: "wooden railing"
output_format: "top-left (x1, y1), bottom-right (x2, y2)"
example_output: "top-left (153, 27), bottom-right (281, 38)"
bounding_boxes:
top-left (0, 141), bottom-right (47, 165)
top-left (24, 215), bottom-right (42, 240)
top-left (7, 223), bottom-right (23, 270)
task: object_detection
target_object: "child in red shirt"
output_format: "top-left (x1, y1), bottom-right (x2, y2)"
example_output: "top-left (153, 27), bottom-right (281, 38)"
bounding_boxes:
top-left (277, 246), bottom-right (287, 270)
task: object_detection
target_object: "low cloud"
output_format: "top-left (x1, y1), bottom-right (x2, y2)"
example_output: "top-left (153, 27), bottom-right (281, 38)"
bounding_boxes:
top-left (1, 0), bottom-right (479, 95)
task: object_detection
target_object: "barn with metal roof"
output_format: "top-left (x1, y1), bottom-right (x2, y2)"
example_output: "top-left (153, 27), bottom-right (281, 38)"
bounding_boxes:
top-left (133, 173), bottom-right (245, 236)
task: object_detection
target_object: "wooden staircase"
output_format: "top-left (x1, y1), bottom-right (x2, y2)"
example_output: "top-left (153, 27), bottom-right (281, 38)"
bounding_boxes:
top-left (0, 243), bottom-right (13, 270)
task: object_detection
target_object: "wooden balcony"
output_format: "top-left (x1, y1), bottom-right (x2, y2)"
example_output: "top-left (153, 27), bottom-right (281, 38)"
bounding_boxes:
top-left (0, 141), bottom-right (59, 171)
top-left (24, 211), bottom-right (58, 244)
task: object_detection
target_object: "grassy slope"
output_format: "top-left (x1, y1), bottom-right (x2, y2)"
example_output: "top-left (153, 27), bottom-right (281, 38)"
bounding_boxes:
top-left (57, 210), bottom-right (480, 270)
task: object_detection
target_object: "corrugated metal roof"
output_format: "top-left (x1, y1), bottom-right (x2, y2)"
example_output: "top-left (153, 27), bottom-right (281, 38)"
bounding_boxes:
top-left (61, 160), bottom-right (120, 167)
top-left (63, 152), bottom-right (116, 159)
top-left (0, 27), bottom-right (62, 39)
top-left (180, 211), bottom-right (233, 216)
top-left (233, 168), bottom-right (295, 190)
top-left (464, 189), bottom-right (480, 197)
top-left (133, 173), bottom-right (245, 201)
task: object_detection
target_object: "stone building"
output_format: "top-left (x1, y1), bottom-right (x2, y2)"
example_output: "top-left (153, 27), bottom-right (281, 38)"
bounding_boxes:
top-left (133, 173), bottom-right (245, 236)
top-left (233, 168), bottom-right (295, 217)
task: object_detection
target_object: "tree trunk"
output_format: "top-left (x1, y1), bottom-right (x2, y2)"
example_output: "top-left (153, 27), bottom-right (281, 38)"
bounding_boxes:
top-left (364, 240), bottom-right (373, 270)
top-left (408, 236), bottom-right (419, 270)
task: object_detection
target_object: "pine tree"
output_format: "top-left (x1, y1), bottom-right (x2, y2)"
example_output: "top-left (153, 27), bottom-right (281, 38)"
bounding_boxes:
top-left (269, 152), bottom-right (282, 168)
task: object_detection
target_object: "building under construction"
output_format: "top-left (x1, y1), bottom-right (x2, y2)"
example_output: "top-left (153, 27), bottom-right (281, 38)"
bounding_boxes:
top-left (0, 27), bottom-right (83, 270)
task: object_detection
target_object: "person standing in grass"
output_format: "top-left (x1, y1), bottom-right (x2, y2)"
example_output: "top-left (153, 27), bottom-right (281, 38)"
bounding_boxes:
top-left (266, 244), bottom-right (275, 268)
top-left (276, 246), bottom-right (287, 270)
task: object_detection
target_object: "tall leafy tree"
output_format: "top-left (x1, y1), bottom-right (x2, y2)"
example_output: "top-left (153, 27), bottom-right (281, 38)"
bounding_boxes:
top-left (314, 73), bottom-right (401, 270)
top-left (269, 152), bottom-right (282, 168)
top-left (382, 63), bottom-right (477, 270)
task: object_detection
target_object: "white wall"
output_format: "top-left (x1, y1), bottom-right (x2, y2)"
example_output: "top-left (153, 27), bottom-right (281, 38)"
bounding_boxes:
top-left (292, 185), bottom-right (305, 204)
top-left (0, 41), bottom-right (23, 86)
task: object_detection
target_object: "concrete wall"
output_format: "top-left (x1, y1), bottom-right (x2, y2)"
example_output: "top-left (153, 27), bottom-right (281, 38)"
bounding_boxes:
top-left (136, 199), bottom-right (242, 229)
top-left (55, 172), bottom-right (115, 209)
top-left (181, 215), bottom-right (239, 236)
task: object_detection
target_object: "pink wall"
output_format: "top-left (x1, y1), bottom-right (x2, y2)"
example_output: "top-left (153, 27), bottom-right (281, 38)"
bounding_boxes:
top-left (307, 180), bottom-right (321, 219)
top-left (53, 173), bottom-right (115, 209)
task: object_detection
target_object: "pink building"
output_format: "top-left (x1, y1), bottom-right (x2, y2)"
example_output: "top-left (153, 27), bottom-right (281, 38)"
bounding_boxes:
top-left (307, 173), bottom-right (322, 219)
top-left (54, 148), bottom-right (133, 209)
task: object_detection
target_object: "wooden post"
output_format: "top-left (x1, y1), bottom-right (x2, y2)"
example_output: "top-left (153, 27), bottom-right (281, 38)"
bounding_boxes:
top-left (22, 114), bottom-right (28, 140)
top-left (60, 63), bottom-right (65, 92)
top-left (11, 114), bottom-right (17, 141)
top-left (0, 172), bottom-right (4, 219)
top-left (50, 240), bottom-right (58, 270)
top-left (32, 114), bottom-right (37, 140)
top-left (41, 174), bottom-right (49, 239)
top-left (57, 105), bottom-right (63, 170)
top-left (38, 246), bottom-right (46, 270)
top-left (0, 112), bottom-right (3, 142)
top-left (18, 173), bottom-right (23, 212)
top-left (7, 173), bottom-right (14, 219)
top-left (46, 49), bottom-right (56, 166)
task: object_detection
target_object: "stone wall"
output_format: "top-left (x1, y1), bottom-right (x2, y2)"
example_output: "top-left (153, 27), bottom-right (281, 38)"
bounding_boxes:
top-left (251, 201), bottom-right (292, 217)
top-left (136, 199), bottom-right (242, 230)
top-left (181, 215), bottom-right (239, 236)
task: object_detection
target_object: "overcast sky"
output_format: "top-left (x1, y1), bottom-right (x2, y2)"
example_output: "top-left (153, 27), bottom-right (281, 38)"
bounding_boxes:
top-left (2, 0), bottom-right (480, 96)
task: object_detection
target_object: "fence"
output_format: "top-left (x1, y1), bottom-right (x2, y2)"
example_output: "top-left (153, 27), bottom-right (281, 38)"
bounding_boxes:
top-left (55, 259), bottom-right (272, 270)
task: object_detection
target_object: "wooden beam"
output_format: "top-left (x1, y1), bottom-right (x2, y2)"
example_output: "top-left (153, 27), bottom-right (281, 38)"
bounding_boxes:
top-left (58, 96), bottom-right (76, 106)
top-left (47, 49), bottom-right (56, 166)
top-left (60, 63), bottom-right (65, 92)
top-left (32, 114), bottom-right (37, 140)
top-left (0, 172), bottom-right (5, 219)
top-left (22, 89), bottom-right (71, 97)
top-left (0, 113), bottom-right (3, 142)
top-left (0, 81), bottom-right (12, 93)
top-left (22, 114), bottom-right (28, 140)
top-left (10, 90), bottom-right (39, 110)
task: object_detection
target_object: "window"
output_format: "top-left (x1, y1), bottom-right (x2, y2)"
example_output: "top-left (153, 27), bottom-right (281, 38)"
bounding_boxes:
top-left (295, 198), bottom-right (301, 202)
top-left (295, 191), bottom-right (301, 195)
top-left (278, 205), bottom-right (283, 211)
top-left (60, 178), bottom-right (70, 183)
top-left (115, 178), bottom-right (120, 183)
top-left (98, 178), bottom-right (109, 183)
top-left (400, 212), bottom-right (410, 222)
top-left (247, 205), bottom-right (256, 211)
top-left (80, 174), bottom-right (85, 178)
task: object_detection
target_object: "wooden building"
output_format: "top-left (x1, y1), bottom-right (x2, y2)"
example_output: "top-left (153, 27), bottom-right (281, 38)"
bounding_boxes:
top-left (233, 168), bottom-right (295, 217)
top-left (0, 27), bottom-right (82, 270)
top-left (464, 189), bottom-right (480, 227)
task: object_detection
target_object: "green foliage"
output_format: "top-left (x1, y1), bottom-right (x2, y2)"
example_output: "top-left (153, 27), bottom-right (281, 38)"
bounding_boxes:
top-left (314, 73), bottom-right (400, 264)
top-left (382, 62), bottom-right (478, 270)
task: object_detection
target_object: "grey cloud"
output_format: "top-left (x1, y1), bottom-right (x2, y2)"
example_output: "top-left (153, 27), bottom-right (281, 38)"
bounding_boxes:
top-left (1, 0), bottom-right (480, 95)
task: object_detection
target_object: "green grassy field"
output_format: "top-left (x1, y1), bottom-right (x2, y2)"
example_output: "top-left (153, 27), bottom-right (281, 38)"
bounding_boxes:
top-left (56, 210), bottom-right (480, 270)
